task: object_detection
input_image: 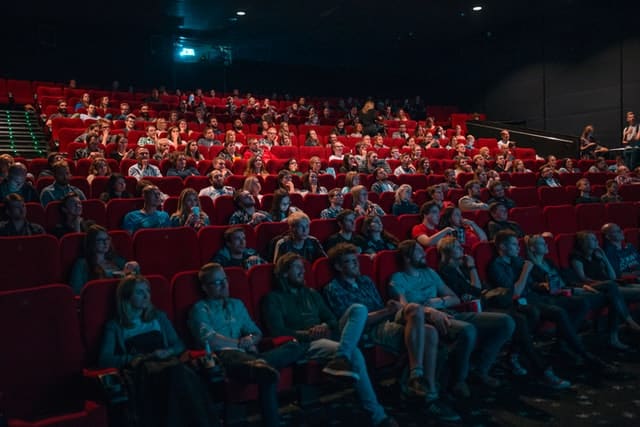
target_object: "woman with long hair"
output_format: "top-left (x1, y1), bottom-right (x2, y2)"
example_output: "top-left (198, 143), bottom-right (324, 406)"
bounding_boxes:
top-left (170, 188), bottom-right (210, 229)
top-left (100, 173), bottom-right (132, 202)
top-left (87, 157), bottom-right (111, 185)
top-left (361, 215), bottom-right (398, 253)
top-left (269, 189), bottom-right (300, 222)
top-left (392, 184), bottom-right (419, 215)
top-left (184, 140), bottom-right (205, 161)
top-left (99, 275), bottom-right (220, 427)
top-left (245, 155), bottom-right (269, 178)
top-left (300, 171), bottom-right (327, 194)
top-left (69, 224), bottom-right (139, 294)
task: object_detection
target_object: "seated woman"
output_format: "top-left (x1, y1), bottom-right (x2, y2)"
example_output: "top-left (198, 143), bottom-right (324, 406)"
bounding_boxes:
top-left (98, 275), bottom-right (220, 427)
top-left (284, 158), bottom-right (303, 177)
top-left (245, 155), bottom-right (270, 178)
top-left (243, 175), bottom-right (264, 203)
top-left (328, 141), bottom-right (346, 162)
top-left (52, 193), bottom-right (94, 238)
top-left (100, 173), bottom-right (132, 202)
top-left (300, 171), bottom-right (327, 195)
top-left (339, 154), bottom-right (360, 173)
top-left (360, 215), bottom-right (398, 253)
top-left (87, 157), bottom-right (111, 185)
top-left (392, 184), bottom-right (419, 215)
top-left (438, 206), bottom-right (487, 252)
top-left (69, 225), bottom-right (139, 294)
top-left (184, 140), bottom-right (205, 161)
top-left (511, 159), bottom-right (531, 173)
top-left (269, 189), bottom-right (300, 222)
top-left (341, 171), bottom-right (360, 194)
top-left (558, 158), bottom-right (580, 174)
top-left (351, 184), bottom-right (385, 217)
top-left (304, 129), bottom-right (321, 146)
top-left (437, 236), bottom-right (571, 389)
top-left (569, 231), bottom-right (640, 349)
top-left (167, 152), bottom-right (199, 179)
top-left (110, 135), bottom-right (134, 163)
top-left (167, 126), bottom-right (186, 147)
top-left (170, 188), bottom-right (210, 229)
top-left (276, 169), bottom-right (296, 193)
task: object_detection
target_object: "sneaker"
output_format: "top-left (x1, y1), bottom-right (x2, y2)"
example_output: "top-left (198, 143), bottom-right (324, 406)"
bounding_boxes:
top-left (451, 381), bottom-right (471, 399)
top-left (424, 399), bottom-right (462, 423)
top-left (322, 356), bottom-right (360, 381)
top-left (402, 376), bottom-right (427, 398)
top-left (509, 353), bottom-right (528, 376)
top-left (542, 368), bottom-right (571, 390)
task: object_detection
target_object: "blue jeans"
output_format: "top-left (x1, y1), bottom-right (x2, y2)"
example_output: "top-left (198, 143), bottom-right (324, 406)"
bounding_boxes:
top-left (306, 303), bottom-right (387, 425)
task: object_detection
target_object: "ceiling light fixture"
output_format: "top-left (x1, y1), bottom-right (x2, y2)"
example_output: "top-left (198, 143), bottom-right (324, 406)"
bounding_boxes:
top-left (472, 6), bottom-right (483, 11)
top-left (236, 11), bottom-right (246, 16)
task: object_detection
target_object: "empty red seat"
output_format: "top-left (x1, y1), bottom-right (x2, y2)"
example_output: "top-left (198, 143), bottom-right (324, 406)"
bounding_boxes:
top-left (508, 173), bottom-right (537, 187)
top-left (254, 221), bottom-right (290, 260)
top-left (538, 186), bottom-right (571, 207)
top-left (575, 203), bottom-right (606, 231)
top-left (105, 198), bottom-right (144, 230)
top-left (606, 202), bottom-right (638, 229)
top-left (133, 227), bottom-right (200, 279)
top-left (472, 241), bottom-right (496, 283)
top-left (309, 218), bottom-right (339, 245)
top-left (544, 205), bottom-right (577, 235)
top-left (510, 206), bottom-right (544, 235)
top-left (554, 233), bottom-right (577, 269)
top-left (508, 186), bottom-right (538, 207)
top-left (372, 250), bottom-right (401, 300)
top-left (0, 235), bottom-right (61, 290)
top-left (213, 195), bottom-right (236, 225)
top-left (1, 285), bottom-right (108, 426)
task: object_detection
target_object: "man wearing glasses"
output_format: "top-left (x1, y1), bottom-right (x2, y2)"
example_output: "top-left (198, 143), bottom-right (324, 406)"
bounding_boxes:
top-left (128, 147), bottom-right (162, 180)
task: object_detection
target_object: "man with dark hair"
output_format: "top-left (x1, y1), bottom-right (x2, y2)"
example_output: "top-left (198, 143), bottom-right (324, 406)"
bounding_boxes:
top-left (458, 180), bottom-right (489, 212)
top-left (211, 227), bottom-right (266, 269)
top-left (228, 191), bottom-right (272, 227)
top-left (324, 209), bottom-right (367, 253)
top-left (486, 202), bottom-right (524, 240)
top-left (189, 263), bottom-right (301, 427)
top-left (324, 243), bottom-right (461, 422)
top-left (0, 163), bottom-right (38, 202)
top-left (197, 127), bottom-right (219, 148)
top-left (486, 180), bottom-right (515, 209)
top-left (536, 167), bottom-right (561, 187)
top-left (390, 239), bottom-right (514, 398)
top-left (40, 161), bottom-right (87, 206)
top-left (575, 178), bottom-right (600, 204)
top-left (263, 253), bottom-right (399, 427)
top-left (0, 194), bottom-right (45, 236)
top-left (198, 170), bottom-right (234, 201)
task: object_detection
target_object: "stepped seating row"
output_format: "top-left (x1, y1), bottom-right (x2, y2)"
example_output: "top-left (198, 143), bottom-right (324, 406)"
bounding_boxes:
top-left (2, 208), bottom-right (639, 292)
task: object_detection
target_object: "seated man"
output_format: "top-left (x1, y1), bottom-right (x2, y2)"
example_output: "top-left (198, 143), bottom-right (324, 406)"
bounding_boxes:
top-left (324, 209), bottom-right (367, 253)
top-left (411, 201), bottom-right (456, 248)
top-left (197, 126), bottom-right (220, 148)
top-left (457, 180), bottom-right (489, 212)
top-left (320, 188), bottom-right (345, 219)
top-left (189, 263), bottom-right (304, 427)
top-left (128, 147), bottom-right (162, 180)
top-left (122, 184), bottom-right (171, 233)
top-left (0, 163), bottom-right (39, 202)
top-left (324, 243), bottom-right (460, 422)
top-left (486, 180), bottom-right (515, 209)
top-left (272, 211), bottom-right (326, 263)
top-left (602, 222), bottom-right (640, 280)
top-left (198, 170), bottom-right (235, 201)
top-left (40, 160), bottom-right (87, 206)
top-left (73, 134), bottom-right (105, 160)
top-left (211, 227), bottom-right (267, 269)
top-left (536, 167), bottom-right (561, 187)
top-left (263, 253), bottom-right (399, 427)
top-left (136, 124), bottom-right (158, 146)
top-left (486, 202), bottom-right (524, 240)
top-left (370, 167), bottom-right (398, 194)
top-left (0, 194), bottom-right (45, 236)
top-left (390, 240), bottom-right (514, 397)
top-left (228, 190), bottom-right (272, 226)
top-left (393, 153), bottom-right (417, 176)
top-left (575, 178), bottom-right (600, 204)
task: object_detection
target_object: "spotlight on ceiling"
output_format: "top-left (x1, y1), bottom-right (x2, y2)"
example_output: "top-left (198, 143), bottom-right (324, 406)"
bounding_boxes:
top-left (236, 11), bottom-right (246, 16)
top-left (472, 6), bottom-right (483, 12)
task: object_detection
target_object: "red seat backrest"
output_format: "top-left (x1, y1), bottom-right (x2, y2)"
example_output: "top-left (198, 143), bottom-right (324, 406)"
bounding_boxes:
top-left (0, 235), bottom-right (61, 290)
top-left (133, 227), bottom-right (200, 279)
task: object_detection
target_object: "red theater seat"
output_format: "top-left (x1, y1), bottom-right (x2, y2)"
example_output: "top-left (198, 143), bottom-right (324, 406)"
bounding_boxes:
top-left (0, 235), bottom-right (61, 290)
top-left (133, 227), bottom-right (200, 279)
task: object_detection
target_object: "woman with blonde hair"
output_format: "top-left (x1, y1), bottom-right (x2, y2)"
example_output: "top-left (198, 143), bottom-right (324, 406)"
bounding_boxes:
top-left (341, 171), bottom-right (360, 194)
top-left (170, 188), bottom-right (209, 229)
top-left (99, 275), bottom-right (220, 426)
top-left (392, 184), bottom-right (419, 215)
top-left (351, 185), bottom-right (385, 217)
top-left (243, 175), bottom-right (263, 202)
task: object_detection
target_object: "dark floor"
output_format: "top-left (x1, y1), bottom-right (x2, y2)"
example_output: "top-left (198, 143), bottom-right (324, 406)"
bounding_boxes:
top-left (254, 330), bottom-right (640, 427)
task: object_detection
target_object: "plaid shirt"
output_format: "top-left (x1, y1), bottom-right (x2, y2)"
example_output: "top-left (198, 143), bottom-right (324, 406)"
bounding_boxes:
top-left (323, 275), bottom-right (384, 319)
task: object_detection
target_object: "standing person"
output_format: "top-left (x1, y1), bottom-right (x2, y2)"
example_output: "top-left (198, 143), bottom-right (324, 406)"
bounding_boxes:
top-left (99, 275), bottom-right (220, 427)
top-left (622, 111), bottom-right (640, 168)
top-left (323, 243), bottom-right (460, 422)
top-left (263, 253), bottom-right (399, 427)
top-left (437, 236), bottom-right (571, 389)
top-left (189, 263), bottom-right (304, 427)
top-left (390, 240), bottom-right (515, 397)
